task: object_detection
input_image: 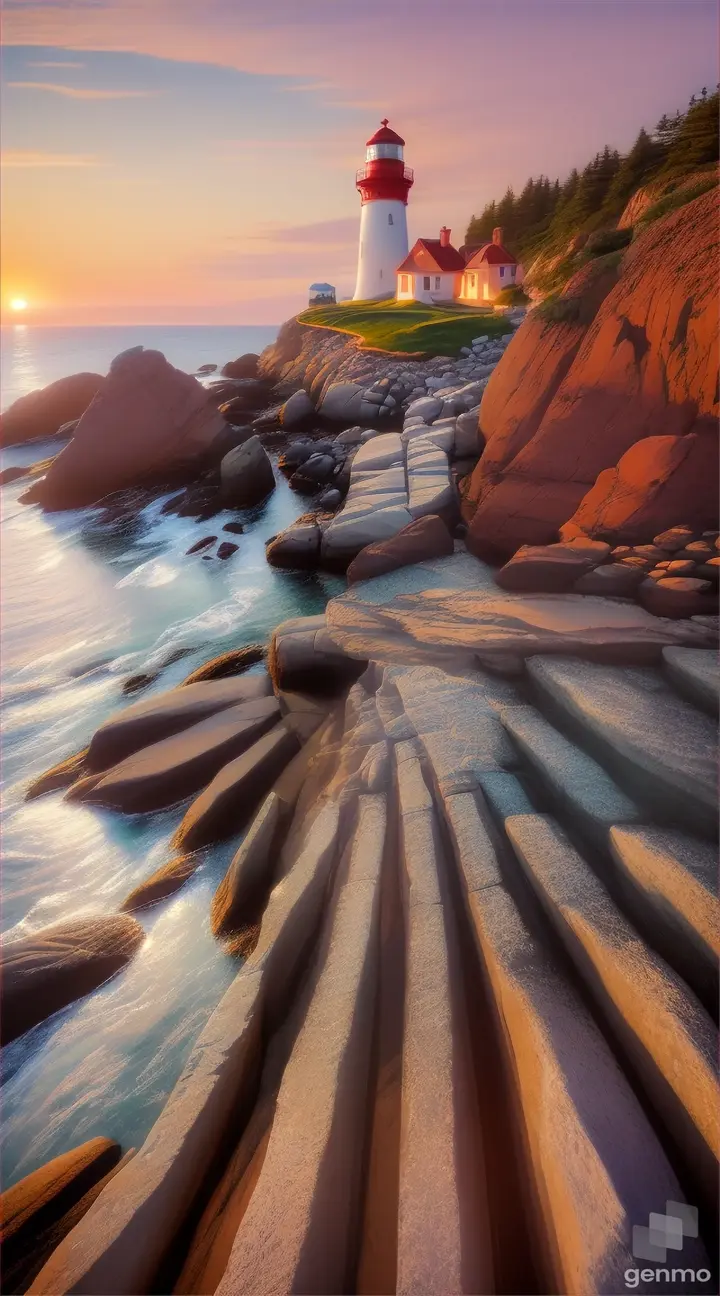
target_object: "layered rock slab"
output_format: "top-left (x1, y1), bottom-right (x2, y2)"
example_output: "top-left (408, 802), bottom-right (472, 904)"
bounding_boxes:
top-left (172, 723), bottom-right (300, 851)
top-left (527, 656), bottom-right (718, 837)
top-left (499, 703), bottom-right (640, 845)
top-left (608, 825), bottom-right (720, 1013)
top-left (459, 876), bottom-right (709, 1294)
top-left (505, 813), bottom-right (720, 1215)
top-left (394, 741), bottom-right (492, 1295)
top-left (29, 802), bottom-right (343, 1296)
top-left (79, 696), bottom-right (281, 813)
top-left (0, 1138), bottom-right (124, 1295)
top-left (327, 579), bottom-right (714, 672)
top-left (662, 646), bottom-right (719, 715)
top-left (86, 673), bottom-right (273, 773)
top-left (214, 794), bottom-right (386, 1296)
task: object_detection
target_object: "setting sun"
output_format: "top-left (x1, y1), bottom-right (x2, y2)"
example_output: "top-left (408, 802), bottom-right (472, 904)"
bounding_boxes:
top-left (10, 298), bottom-right (28, 312)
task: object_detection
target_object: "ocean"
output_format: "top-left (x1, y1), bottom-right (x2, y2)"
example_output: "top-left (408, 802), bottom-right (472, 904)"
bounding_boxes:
top-left (0, 323), bottom-right (281, 411)
top-left (0, 323), bottom-right (345, 1188)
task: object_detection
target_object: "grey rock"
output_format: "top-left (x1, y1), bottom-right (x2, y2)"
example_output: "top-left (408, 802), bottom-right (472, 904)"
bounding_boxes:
top-left (280, 389), bottom-right (315, 427)
top-left (220, 436), bottom-right (275, 508)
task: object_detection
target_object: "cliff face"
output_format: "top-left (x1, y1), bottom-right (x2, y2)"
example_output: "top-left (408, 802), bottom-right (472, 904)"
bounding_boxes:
top-left (463, 188), bottom-right (718, 557)
top-left (258, 318), bottom-right (406, 404)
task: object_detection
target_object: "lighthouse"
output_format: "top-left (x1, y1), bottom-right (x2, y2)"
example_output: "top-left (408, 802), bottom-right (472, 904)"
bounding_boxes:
top-left (353, 120), bottom-right (414, 301)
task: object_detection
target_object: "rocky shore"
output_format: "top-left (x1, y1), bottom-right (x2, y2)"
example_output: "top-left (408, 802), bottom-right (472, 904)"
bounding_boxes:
top-left (0, 187), bottom-right (718, 1293)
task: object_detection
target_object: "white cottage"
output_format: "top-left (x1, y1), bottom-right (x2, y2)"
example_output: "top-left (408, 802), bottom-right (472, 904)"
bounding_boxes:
top-left (396, 228), bottom-right (465, 304)
top-left (457, 227), bottom-right (523, 303)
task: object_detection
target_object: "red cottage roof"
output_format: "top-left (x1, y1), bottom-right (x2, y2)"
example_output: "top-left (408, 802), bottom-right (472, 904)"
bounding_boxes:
top-left (397, 238), bottom-right (465, 274)
top-left (464, 241), bottom-right (517, 268)
top-left (366, 118), bottom-right (405, 147)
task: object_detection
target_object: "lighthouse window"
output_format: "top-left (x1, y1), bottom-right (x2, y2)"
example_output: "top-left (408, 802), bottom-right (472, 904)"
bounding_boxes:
top-left (388, 213), bottom-right (393, 225)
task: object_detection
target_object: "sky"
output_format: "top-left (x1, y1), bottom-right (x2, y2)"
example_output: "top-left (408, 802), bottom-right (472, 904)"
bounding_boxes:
top-left (0, 0), bottom-right (717, 325)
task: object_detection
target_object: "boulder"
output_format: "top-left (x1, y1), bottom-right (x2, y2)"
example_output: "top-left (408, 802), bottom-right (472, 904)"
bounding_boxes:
top-left (573, 562), bottom-right (645, 598)
top-left (269, 614), bottom-right (366, 693)
top-left (78, 695), bottom-right (281, 813)
top-left (293, 453), bottom-right (334, 484)
top-left (280, 389), bottom-right (315, 427)
top-left (223, 521), bottom-right (245, 535)
top-left (120, 854), bottom-right (201, 912)
top-left (216, 542), bottom-right (238, 560)
top-left (335, 425), bottom-right (365, 447)
top-left (318, 487), bottom-right (342, 511)
top-left (561, 433), bottom-right (719, 545)
top-left (86, 674), bottom-right (274, 773)
top-left (0, 1137), bottom-right (123, 1294)
top-left (204, 423), bottom-right (255, 466)
top-left (347, 515), bottom-right (454, 584)
top-left (318, 382), bottom-right (365, 423)
top-left (638, 575), bottom-right (716, 620)
top-left (1, 915), bottom-right (144, 1045)
top-left (0, 372), bottom-right (103, 447)
top-left (266, 519), bottom-right (321, 569)
top-left (454, 408), bottom-right (483, 458)
top-left (22, 351), bottom-right (225, 511)
top-left (654, 526), bottom-right (697, 552)
top-left (220, 435), bottom-right (275, 508)
top-left (495, 541), bottom-right (610, 593)
top-left (171, 724), bottom-right (300, 851)
top-left (221, 353), bottom-right (259, 379)
top-left (405, 396), bottom-right (443, 423)
top-left (186, 535), bottom-right (216, 555)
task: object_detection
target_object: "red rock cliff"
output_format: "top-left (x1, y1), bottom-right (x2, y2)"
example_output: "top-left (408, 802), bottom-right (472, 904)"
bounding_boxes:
top-left (463, 187), bottom-right (719, 557)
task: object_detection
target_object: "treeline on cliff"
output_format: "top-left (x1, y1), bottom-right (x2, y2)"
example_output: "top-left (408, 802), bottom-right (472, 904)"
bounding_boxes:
top-left (466, 87), bottom-right (719, 262)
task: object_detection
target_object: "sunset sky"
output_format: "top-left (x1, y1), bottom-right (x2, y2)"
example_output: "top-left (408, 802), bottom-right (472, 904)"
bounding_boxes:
top-left (1, 0), bottom-right (716, 325)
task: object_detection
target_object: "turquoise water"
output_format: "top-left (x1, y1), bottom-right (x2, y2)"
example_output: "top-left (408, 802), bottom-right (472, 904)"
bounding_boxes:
top-left (0, 326), bottom-right (344, 1187)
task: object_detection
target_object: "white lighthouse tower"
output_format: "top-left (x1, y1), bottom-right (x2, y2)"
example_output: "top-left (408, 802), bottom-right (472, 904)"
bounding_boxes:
top-left (353, 119), bottom-right (414, 301)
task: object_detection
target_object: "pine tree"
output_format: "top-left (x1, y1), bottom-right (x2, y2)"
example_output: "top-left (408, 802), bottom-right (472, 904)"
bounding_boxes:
top-left (662, 90), bottom-right (719, 175)
top-left (602, 129), bottom-right (660, 214)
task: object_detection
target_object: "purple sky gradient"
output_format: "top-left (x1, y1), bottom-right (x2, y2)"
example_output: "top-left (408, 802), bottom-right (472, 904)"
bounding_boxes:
top-left (1, 0), bottom-right (717, 322)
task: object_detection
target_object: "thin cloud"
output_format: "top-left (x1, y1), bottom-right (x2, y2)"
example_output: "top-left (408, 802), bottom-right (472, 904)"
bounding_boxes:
top-left (6, 81), bottom-right (158, 99)
top-left (253, 216), bottom-right (358, 245)
top-left (1, 149), bottom-right (103, 167)
top-left (25, 60), bottom-right (86, 67)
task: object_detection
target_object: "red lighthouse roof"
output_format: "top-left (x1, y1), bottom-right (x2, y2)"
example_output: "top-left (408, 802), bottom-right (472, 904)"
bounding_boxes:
top-left (366, 118), bottom-right (405, 147)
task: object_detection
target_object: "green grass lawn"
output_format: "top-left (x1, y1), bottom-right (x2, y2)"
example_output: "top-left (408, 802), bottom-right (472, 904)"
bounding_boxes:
top-left (296, 299), bottom-right (511, 356)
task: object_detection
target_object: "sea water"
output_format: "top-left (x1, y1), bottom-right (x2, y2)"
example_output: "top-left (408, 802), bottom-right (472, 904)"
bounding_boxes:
top-left (0, 324), bottom-right (344, 1187)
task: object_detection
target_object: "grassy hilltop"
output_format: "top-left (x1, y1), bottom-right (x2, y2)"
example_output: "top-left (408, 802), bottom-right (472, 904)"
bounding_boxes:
top-left (296, 300), bottom-right (511, 357)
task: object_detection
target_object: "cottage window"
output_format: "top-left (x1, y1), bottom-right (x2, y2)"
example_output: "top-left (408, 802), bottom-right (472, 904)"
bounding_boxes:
top-left (400, 274), bottom-right (409, 293)
top-left (388, 213), bottom-right (394, 225)
top-left (423, 276), bottom-right (430, 290)
top-left (434, 276), bottom-right (441, 290)
top-left (499, 266), bottom-right (505, 279)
